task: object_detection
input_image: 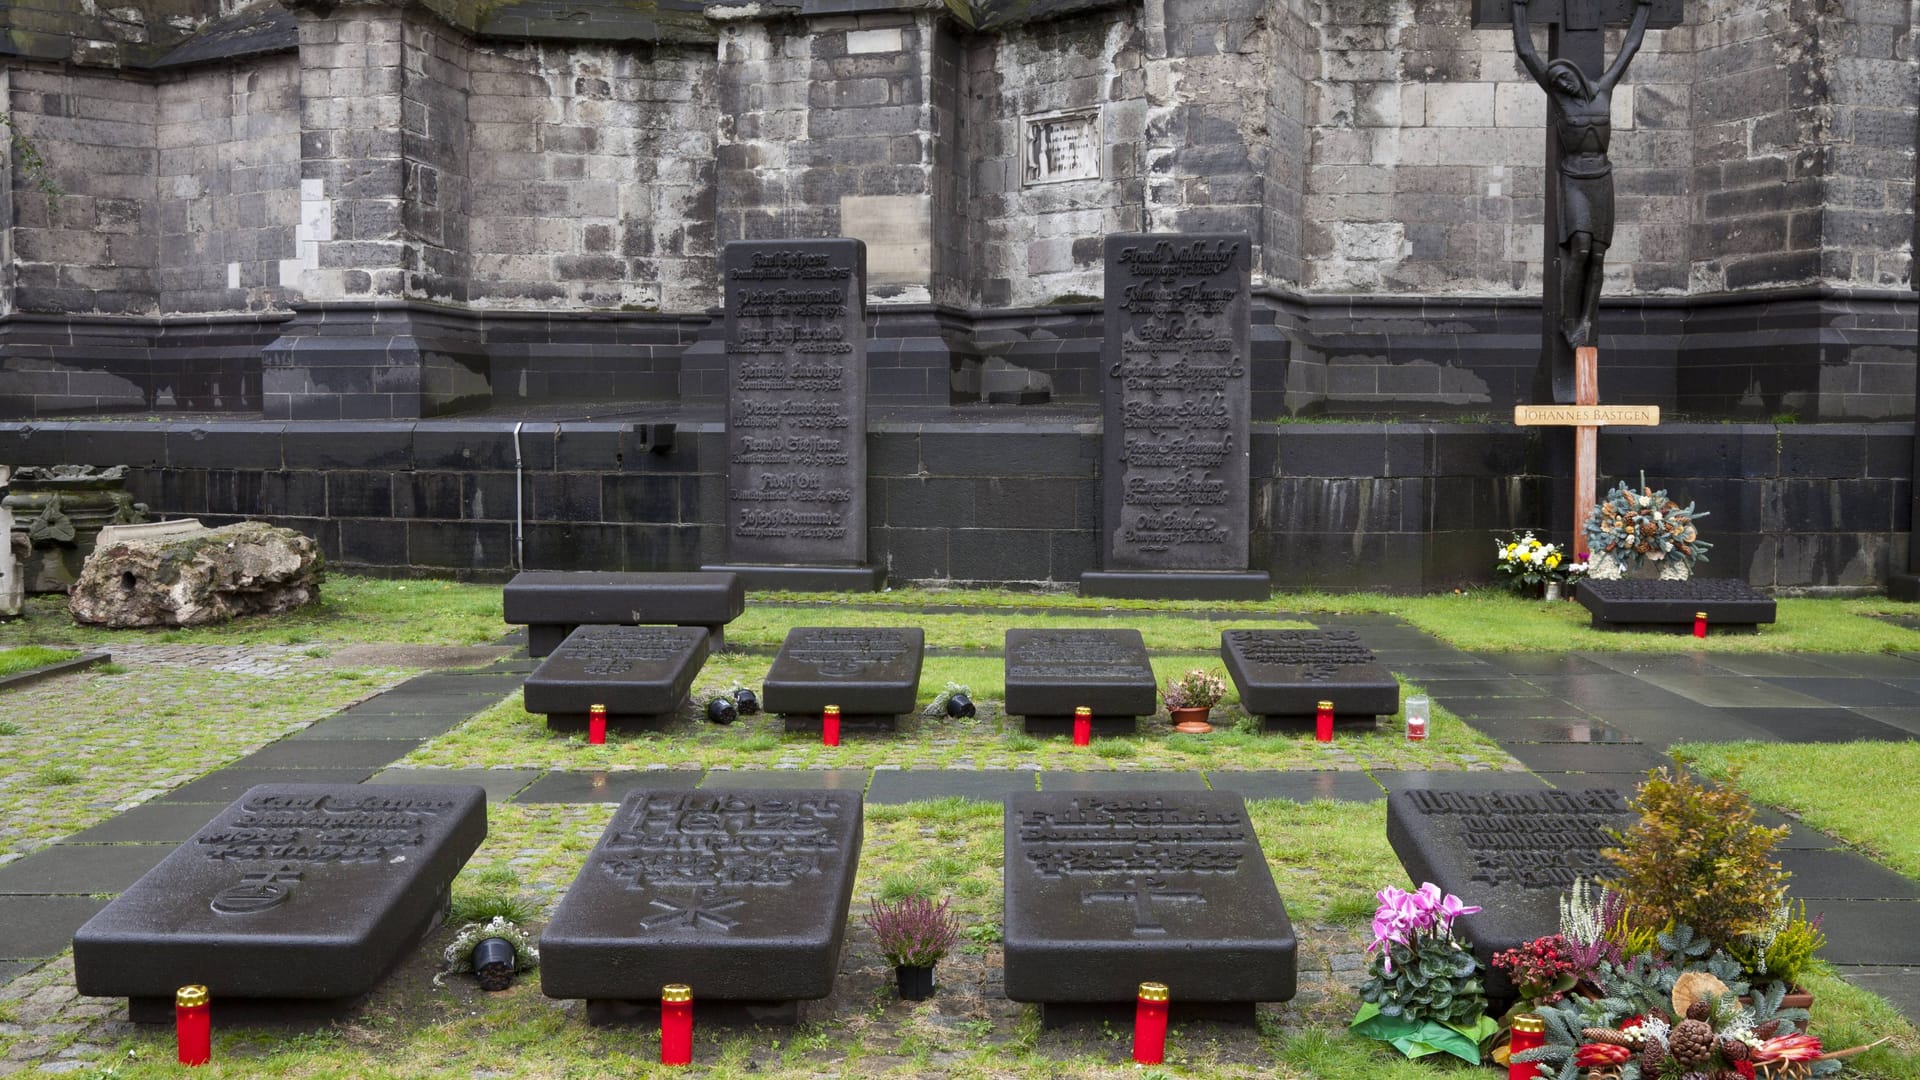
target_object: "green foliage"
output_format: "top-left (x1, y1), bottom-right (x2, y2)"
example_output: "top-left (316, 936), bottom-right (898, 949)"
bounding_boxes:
top-left (1604, 766), bottom-right (1789, 947)
top-left (448, 889), bottom-right (537, 925)
top-left (1584, 472), bottom-right (1712, 573)
top-left (0, 646), bottom-right (79, 680)
top-left (34, 763), bottom-right (82, 785)
top-left (1727, 899), bottom-right (1827, 990)
top-left (0, 112), bottom-right (59, 201)
top-left (1357, 933), bottom-right (1487, 1026)
top-left (0, 720), bottom-right (18, 736)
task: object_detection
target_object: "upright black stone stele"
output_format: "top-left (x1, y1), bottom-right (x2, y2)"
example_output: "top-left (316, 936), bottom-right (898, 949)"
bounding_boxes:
top-left (1082, 234), bottom-right (1269, 602)
top-left (701, 239), bottom-right (883, 592)
top-left (1386, 787), bottom-right (1635, 1001)
top-left (73, 784), bottom-right (487, 1022)
top-left (540, 789), bottom-right (863, 1026)
top-left (1003, 790), bottom-right (1296, 1026)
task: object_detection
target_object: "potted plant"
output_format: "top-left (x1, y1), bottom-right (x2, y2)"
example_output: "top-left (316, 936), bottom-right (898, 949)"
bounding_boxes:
top-left (922, 681), bottom-right (976, 720)
top-left (1163, 667), bottom-right (1228, 733)
top-left (1494, 530), bottom-right (1569, 597)
top-left (864, 895), bottom-right (959, 1001)
top-left (1582, 472), bottom-right (1712, 581)
top-left (434, 916), bottom-right (540, 991)
top-left (1351, 882), bottom-right (1499, 1063)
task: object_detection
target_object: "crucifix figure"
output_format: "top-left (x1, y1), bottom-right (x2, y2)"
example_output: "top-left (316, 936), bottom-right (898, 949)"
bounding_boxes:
top-left (1512, 0), bottom-right (1652, 356)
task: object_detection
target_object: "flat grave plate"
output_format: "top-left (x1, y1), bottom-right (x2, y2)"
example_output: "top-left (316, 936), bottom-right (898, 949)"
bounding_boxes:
top-left (523, 625), bottom-right (710, 730)
top-left (1004, 629), bottom-right (1158, 724)
top-left (72, 784), bottom-right (487, 1015)
top-left (761, 627), bottom-right (924, 720)
top-left (1002, 790), bottom-right (1296, 1005)
top-left (1221, 628), bottom-right (1399, 722)
top-left (1386, 787), bottom-right (1634, 999)
top-left (1578, 578), bottom-right (1776, 630)
top-left (540, 789), bottom-right (863, 1009)
top-left (503, 571), bottom-right (746, 627)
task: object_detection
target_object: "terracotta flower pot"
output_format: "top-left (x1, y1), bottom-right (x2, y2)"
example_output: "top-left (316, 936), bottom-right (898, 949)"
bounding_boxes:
top-left (1170, 706), bottom-right (1213, 734)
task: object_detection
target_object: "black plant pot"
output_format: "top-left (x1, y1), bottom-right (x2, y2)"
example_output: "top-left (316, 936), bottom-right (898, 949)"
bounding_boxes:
top-left (894, 964), bottom-right (936, 1001)
top-left (945, 693), bottom-right (975, 719)
top-left (734, 688), bottom-right (760, 715)
top-left (471, 937), bottom-right (519, 991)
top-left (706, 696), bottom-right (738, 724)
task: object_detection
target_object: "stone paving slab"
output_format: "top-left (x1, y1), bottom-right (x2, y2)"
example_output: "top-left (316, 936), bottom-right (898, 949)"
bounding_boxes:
top-left (1207, 770), bottom-right (1382, 802)
top-left (0, 960), bottom-right (32, 983)
top-left (1613, 674), bottom-right (1832, 709)
top-left (0, 845), bottom-right (171, 896)
top-left (1581, 707), bottom-right (1777, 749)
top-left (287, 713), bottom-right (469, 740)
top-left (699, 769), bottom-right (870, 790)
top-left (511, 770), bottom-right (705, 803)
top-left (865, 770), bottom-right (1035, 804)
top-left (1696, 654), bottom-right (1855, 677)
top-left (1455, 714), bottom-right (1642, 744)
top-left (62, 804), bottom-right (221, 845)
top-left (1780, 850), bottom-right (1920, 899)
top-left (1758, 677), bottom-right (1920, 709)
top-left (1035, 771), bottom-right (1207, 791)
top-left (1467, 653), bottom-right (1628, 677)
top-left (1790, 654), bottom-right (1920, 678)
top-left (1715, 707), bottom-right (1913, 743)
top-left (228, 738), bottom-right (426, 769)
top-left (1853, 707), bottom-right (1920, 736)
top-left (1839, 967), bottom-right (1920, 1022)
top-left (1522, 676), bottom-right (1701, 711)
top-left (1410, 678), bottom-right (1538, 698)
top-left (1432, 696), bottom-right (1582, 721)
top-left (366, 767), bottom-right (543, 804)
top-left (155, 766), bottom-right (377, 803)
top-left (1371, 770), bottom-right (1546, 793)
top-left (1499, 741), bottom-right (1670, 774)
top-left (0, 897), bottom-right (107, 958)
top-left (1805, 900), bottom-right (1920, 965)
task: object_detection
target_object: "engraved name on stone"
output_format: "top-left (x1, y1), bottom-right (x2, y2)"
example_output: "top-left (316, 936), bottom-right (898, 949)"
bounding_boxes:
top-left (783, 629), bottom-right (907, 676)
top-left (1008, 633), bottom-right (1148, 680)
top-left (197, 792), bottom-right (456, 914)
top-left (1408, 789), bottom-right (1630, 890)
top-left (1022, 109), bottom-right (1101, 185)
top-left (598, 793), bottom-right (846, 907)
top-left (559, 628), bottom-right (694, 676)
top-left (1228, 630), bottom-right (1378, 667)
top-left (1017, 797), bottom-right (1248, 878)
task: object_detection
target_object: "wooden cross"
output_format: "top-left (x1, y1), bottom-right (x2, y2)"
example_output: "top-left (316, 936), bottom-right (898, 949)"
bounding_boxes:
top-left (1511, 346), bottom-right (1659, 550)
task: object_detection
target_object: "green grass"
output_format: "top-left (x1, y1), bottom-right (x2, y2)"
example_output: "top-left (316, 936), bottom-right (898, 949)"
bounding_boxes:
top-left (0, 645), bottom-right (80, 680)
top-left (1682, 741), bottom-right (1920, 881)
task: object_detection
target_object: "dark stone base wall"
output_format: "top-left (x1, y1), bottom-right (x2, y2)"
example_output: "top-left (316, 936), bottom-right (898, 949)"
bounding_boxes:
top-left (1, 417), bottom-right (1906, 591)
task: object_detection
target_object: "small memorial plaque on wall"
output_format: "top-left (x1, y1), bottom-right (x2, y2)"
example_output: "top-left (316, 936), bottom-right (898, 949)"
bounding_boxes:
top-left (721, 239), bottom-right (868, 569)
top-left (1022, 109), bottom-right (1102, 185)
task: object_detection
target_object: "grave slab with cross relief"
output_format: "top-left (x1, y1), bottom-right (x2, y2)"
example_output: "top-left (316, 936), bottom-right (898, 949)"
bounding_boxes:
top-left (1003, 790), bottom-right (1296, 1007)
top-left (73, 784), bottom-right (488, 1022)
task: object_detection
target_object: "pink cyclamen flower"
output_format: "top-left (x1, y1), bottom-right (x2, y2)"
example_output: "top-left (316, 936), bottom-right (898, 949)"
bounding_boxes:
top-left (1434, 891), bottom-right (1481, 931)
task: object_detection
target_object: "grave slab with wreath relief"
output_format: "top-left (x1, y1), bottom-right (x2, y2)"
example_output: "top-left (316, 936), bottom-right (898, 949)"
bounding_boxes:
top-left (72, 784), bottom-right (487, 1022)
top-left (540, 789), bottom-right (863, 1025)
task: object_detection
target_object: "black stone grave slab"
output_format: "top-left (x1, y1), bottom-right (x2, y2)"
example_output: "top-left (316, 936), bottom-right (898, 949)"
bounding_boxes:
top-left (72, 783), bottom-right (486, 1021)
top-left (1083, 233), bottom-right (1268, 602)
top-left (540, 789), bottom-right (863, 1024)
top-left (1577, 578), bottom-right (1776, 632)
top-left (1004, 629), bottom-right (1157, 737)
top-left (503, 571), bottom-right (746, 657)
top-left (1222, 629), bottom-right (1399, 729)
top-left (522, 625), bottom-right (710, 732)
top-left (1003, 791), bottom-right (1296, 1020)
top-left (1386, 787), bottom-right (1634, 1000)
top-left (761, 627), bottom-right (924, 732)
top-left (707, 238), bottom-right (877, 590)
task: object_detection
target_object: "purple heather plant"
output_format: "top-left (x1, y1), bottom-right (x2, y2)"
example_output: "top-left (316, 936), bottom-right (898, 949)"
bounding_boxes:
top-left (864, 895), bottom-right (960, 968)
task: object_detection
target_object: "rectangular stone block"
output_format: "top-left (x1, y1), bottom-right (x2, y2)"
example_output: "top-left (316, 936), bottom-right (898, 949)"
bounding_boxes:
top-left (1005, 628), bottom-right (1157, 735)
top-left (72, 784), bottom-right (486, 1020)
top-left (1222, 628), bottom-right (1399, 726)
top-left (1576, 578), bottom-right (1777, 631)
top-left (1387, 787), bottom-right (1635, 999)
top-left (762, 626), bottom-right (925, 726)
top-left (523, 625), bottom-right (711, 731)
top-left (1003, 790), bottom-right (1297, 1008)
top-left (540, 789), bottom-right (863, 1021)
top-left (502, 571), bottom-right (745, 656)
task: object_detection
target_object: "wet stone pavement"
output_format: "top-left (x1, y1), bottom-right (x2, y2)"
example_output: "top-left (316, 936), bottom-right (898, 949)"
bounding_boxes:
top-left (0, 617), bottom-right (1916, 1073)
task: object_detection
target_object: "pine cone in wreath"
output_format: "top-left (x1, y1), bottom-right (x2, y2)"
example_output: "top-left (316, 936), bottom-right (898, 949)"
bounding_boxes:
top-left (1670, 1018), bottom-right (1714, 1066)
top-left (1686, 999), bottom-right (1712, 1022)
top-left (1753, 1019), bottom-right (1781, 1041)
top-left (1583, 1027), bottom-right (1639, 1047)
top-left (1640, 1038), bottom-right (1669, 1076)
top-left (1720, 1036), bottom-right (1749, 1063)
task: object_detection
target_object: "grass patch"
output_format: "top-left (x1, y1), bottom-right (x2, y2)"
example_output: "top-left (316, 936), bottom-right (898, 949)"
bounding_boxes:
top-left (33, 763), bottom-right (83, 786)
top-left (1681, 740), bottom-right (1920, 881)
top-left (0, 645), bottom-right (80, 680)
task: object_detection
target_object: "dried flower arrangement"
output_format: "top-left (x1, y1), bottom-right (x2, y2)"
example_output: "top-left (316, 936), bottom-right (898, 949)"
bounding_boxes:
top-left (1582, 473), bottom-right (1711, 580)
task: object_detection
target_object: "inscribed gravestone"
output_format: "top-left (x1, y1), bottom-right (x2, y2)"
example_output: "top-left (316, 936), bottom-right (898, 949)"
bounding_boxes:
top-left (1087, 234), bottom-right (1264, 600)
top-left (522, 624), bottom-right (710, 730)
top-left (722, 239), bottom-right (868, 569)
top-left (541, 789), bottom-right (862, 1023)
top-left (1004, 628), bottom-right (1157, 735)
top-left (1386, 787), bottom-right (1634, 999)
top-left (762, 626), bottom-right (925, 727)
top-left (1222, 629), bottom-right (1399, 724)
top-left (1003, 791), bottom-right (1296, 1009)
top-left (73, 784), bottom-right (487, 1021)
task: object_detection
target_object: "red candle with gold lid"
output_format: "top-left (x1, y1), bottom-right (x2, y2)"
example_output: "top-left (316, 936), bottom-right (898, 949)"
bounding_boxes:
top-left (175, 984), bottom-right (210, 1066)
top-left (660, 983), bottom-right (692, 1066)
top-left (1132, 981), bottom-right (1169, 1064)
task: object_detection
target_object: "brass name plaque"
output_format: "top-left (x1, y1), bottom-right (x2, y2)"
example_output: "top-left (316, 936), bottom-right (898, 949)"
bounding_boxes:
top-left (1513, 404), bottom-right (1660, 426)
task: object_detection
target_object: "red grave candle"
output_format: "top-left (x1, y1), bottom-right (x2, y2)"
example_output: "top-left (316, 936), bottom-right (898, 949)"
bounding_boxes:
top-left (1315, 699), bottom-right (1334, 742)
top-left (1508, 1013), bottom-right (1546, 1079)
top-left (1072, 706), bottom-right (1092, 747)
top-left (175, 984), bottom-right (210, 1067)
top-left (1132, 981), bottom-right (1169, 1064)
top-left (660, 983), bottom-right (693, 1066)
top-left (822, 704), bottom-right (841, 747)
top-left (587, 702), bottom-right (608, 745)
top-left (1693, 611), bottom-right (1708, 638)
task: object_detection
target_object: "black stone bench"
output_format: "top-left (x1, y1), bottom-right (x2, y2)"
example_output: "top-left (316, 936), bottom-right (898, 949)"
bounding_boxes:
top-left (1577, 578), bottom-right (1776, 632)
top-left (523, 625), bottom-right (711, 732)
top-left (1222, 629), bottom-right (1399, 729)
top-left (503, 571), bottom-right (746, 657)
top-left (1385, 787), bottom-right (1635, 1002)
top-left (540, 789), bottom-right (863, 1025)
top-left (762, 627), bottom-right (925, 734)
top-left (1005, 628), bottom-right (1157, 737)
top-left (1003, 790), bottom-right (1296, 1025)
top-left (73, 783), bottom-right (487, 1022)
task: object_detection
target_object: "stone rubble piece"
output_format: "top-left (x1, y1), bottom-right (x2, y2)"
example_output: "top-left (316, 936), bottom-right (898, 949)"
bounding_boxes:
top-left (68, 520), bottom-right (323, 628)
